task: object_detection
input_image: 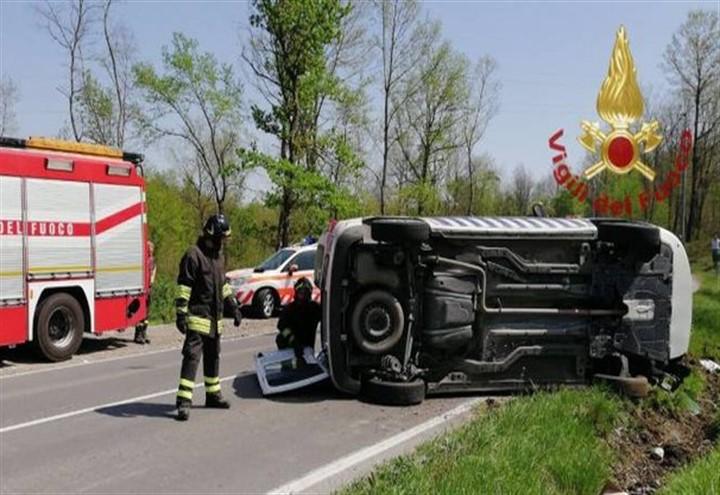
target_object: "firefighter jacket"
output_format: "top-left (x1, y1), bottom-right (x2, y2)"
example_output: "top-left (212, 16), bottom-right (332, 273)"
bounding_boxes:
top-left (276, 300), bottom-right (322, 352)
top-left (175, 238), bottom-right (234, 337)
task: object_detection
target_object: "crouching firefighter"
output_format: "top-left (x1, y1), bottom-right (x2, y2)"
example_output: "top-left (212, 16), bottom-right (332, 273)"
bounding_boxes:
top-left (276, 278), bottom-right (321, 367)
top-left (174, 214), bottom-right (242, 421)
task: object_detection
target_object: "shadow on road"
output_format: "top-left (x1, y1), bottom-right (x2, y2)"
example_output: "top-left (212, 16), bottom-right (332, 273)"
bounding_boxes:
top-left (232, 372), bottom-right (350, 404)
top-left (0, 336), bottom-right (135, 368)
top-left (96, 402), bottom-right (177, 419)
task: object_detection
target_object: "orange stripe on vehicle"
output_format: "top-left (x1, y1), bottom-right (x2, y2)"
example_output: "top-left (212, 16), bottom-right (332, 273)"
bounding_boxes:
top-left (249, 272), bottom-right (315, 283)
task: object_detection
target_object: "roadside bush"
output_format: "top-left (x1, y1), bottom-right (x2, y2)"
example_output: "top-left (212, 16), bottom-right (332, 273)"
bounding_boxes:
top-left (148, 273), bottom-right (176, 323)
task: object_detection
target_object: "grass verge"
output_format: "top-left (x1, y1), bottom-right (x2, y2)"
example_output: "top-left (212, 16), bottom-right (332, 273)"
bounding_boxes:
top-left (342, 270), bottom-right (720, 495)
top-left (657, 271), bottom-right (720, 493)
top-left (342, 389), bottom-right (623, 495)
top-left (659, 448), bottom-right (720, 495)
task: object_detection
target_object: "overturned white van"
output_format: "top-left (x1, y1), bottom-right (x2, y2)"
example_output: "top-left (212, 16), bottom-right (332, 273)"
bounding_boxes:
top-left (258, 216), bottom-right (692, 405)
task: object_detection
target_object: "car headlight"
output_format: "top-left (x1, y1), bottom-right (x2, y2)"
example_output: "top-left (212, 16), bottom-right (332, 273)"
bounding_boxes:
top-left (230, 277), bottom-right (248, 290)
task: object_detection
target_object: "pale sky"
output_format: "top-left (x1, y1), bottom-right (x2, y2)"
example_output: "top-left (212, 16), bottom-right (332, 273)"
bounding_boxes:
top-left (1, 0), bottom-right (718, 195)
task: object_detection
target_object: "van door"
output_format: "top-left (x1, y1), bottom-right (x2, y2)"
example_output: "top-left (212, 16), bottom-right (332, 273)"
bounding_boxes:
top-left (255, 348), bottom-right (329, 395)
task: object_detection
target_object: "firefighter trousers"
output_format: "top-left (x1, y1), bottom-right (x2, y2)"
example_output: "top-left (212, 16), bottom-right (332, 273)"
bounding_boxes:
top-left (176, 331), bottom-right (222, 405)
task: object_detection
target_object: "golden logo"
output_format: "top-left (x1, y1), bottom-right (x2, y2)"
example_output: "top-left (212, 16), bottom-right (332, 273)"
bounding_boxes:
top-left (578, 26), bottom-right (662, 180)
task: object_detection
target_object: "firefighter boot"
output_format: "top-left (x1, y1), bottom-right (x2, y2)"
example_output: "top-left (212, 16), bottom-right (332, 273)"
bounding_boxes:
top-left (176, 400), bottom-right (191, 421)
top-left (134, 326), bottom-right (145, 344)
top-left (142, 326), bottom-right (151, 344)
top-left (205, 393), bottom-right (231, 409)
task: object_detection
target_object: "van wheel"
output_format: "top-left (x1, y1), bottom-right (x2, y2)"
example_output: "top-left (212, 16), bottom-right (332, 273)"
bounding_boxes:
top-left (351, 290), bottom-right (405, 355)
top-left (35, 293), bottom-right (85, 362)
top-left (368, 218), bottom-right (430, 243)
top-left (360, 376), bottom-right (426, 406)
top-left (253, 289), bottom-right (276, 319)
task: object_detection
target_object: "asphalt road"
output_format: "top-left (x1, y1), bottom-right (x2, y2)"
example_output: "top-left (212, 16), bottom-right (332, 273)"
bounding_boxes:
top-left (0, 329), bottom-right (479, 495)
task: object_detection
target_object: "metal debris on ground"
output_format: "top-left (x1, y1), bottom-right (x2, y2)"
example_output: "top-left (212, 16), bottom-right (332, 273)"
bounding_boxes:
top-left (699, 359), bottom-right (720, 373)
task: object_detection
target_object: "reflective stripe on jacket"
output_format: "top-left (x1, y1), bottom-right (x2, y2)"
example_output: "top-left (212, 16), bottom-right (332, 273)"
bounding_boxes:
top-left (175, 239), bottom-right (234, 337)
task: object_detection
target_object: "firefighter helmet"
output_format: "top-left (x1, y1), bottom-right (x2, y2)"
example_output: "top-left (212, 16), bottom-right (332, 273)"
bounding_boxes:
top-left (203, 214), bottom-right (232, 238)
top-left (294, 277), bottom-right (313, 300)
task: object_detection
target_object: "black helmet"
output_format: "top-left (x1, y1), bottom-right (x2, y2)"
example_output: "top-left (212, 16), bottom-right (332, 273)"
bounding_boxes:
top-left (294, 277), bottom-right (313, 297)
top-left (203, 214), bottom-right (231, 238)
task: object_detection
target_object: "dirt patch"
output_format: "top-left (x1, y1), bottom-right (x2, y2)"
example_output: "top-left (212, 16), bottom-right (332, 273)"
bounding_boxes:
top-left (608, 368), bottom-right (720, 494)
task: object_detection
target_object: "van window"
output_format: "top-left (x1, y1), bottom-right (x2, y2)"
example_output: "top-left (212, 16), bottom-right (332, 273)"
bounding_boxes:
top-left (258, 249), bottom-right (295, 271)
top-left (286, 249), bottom-right (316, 271)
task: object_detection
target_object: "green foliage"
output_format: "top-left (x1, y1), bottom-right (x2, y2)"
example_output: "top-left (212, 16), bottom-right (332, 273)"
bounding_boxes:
top-left (647, 370), bottom-right (705, 417)
top-left (550, 189), bottom-right (588, 217)
top-left (659, 446), bottom-right (720, 494)
top-left (134, 33), bottom-right (245, 212)
top-left (134, 33), bottom-right (243, 124)
top-left (248, 0), bottom-right (350, 148)
top-left (342, 388), bottom-right (622, 495)
top-left (247, 0), bottom-right (363, 245)
top-left (688, 272), bottom-right (720, 360)
top-left (148, 273), bottom-right (177, 323)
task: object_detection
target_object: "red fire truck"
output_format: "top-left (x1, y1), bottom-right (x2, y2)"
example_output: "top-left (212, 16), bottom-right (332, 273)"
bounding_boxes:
top-left (0, 136), bottom-right (149, 361)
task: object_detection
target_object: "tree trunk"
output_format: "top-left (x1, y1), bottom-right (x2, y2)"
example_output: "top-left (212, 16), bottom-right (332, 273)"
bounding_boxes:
top-left (685, 91), bottom-right (702, 241)
top-left (381, 91), bottom-right (390, 215)
top-left (466, 145), bottom-right (474, 215)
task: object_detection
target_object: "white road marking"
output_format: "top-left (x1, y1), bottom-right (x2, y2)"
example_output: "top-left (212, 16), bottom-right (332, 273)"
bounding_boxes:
top-left (0, 332), bottom-right (273, 380)
top-left (0, 373), bottom-right (245, 434)
top-left (267, 397), bottom-right (483, 494)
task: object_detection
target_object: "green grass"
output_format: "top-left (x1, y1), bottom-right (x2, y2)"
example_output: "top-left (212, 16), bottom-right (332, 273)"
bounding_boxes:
top-left (657, 269), bottom-right (720, 494)
top-left (659, 447), bottom-right (720, 495)
top-left (342, 268), bottom-right (720, 494)
top-left (688, 271), bottom-right (720, 360)
top-left (341, 389), bottom-right (623, 495)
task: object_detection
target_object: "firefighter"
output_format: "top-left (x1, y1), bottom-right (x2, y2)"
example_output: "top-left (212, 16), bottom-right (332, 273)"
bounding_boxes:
top-left (134, 241), bottom-right (156, 344)
top-left (174, 214), bottom-right (242, 421)
top-left (276, 277), bottom-right (321, 366)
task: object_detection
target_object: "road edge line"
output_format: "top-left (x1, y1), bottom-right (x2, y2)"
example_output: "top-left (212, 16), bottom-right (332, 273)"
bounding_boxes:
top-left (266, 397), bottom-right (483, 495)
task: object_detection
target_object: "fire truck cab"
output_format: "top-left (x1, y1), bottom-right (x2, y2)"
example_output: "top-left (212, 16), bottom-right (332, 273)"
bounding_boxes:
top-left (0, 137), bottom-right (149, 361)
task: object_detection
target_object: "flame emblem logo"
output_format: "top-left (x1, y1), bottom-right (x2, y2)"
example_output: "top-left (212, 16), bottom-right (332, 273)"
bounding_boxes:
top-left (579, 26), bottom-right (662, 180)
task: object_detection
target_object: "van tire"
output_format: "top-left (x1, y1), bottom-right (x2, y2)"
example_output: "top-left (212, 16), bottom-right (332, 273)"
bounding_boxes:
top-left (369, 218), bottom-right (430, 243)
top-left (350, 290), bottom-right (405, 355)
top-left (34, 293), bottom-right (85, 362)
top-left (253, 288), bottom-right (276, 319)
top-left (360, 376), bottom-right (426, 406)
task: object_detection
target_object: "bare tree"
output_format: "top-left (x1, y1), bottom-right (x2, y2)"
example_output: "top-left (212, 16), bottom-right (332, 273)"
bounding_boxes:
top-left (0, 76), bottom-right (19, 136)
top-left (37, 0), bottom-right (96, 142)
top-left (663, 9), bottom-right (720, 240)
top-left (392, 35), bottom-right (468, 215)
top-left (461, 56), bottom-right (500, 215)
top-left (373, 0), bottom-right (424, 214)
top-left (134, 33), bottom-right (246, 214)
top-left (509, 164), bottom-right (534, 215)
top-left (100, 0), bottom-right (136, 146)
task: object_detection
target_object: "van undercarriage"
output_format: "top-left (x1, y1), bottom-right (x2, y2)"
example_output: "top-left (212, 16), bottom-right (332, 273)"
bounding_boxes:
top-left (320, 217), bottom-right (692, 405)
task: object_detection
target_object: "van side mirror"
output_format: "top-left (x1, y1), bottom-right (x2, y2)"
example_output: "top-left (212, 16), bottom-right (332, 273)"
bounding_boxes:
top-left (288, 264), bottom-right (299, 275)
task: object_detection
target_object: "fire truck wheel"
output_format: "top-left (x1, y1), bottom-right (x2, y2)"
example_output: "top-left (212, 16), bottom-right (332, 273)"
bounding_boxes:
top-left (35, 293), bottom-right (85, 362)
top-left (253, 288), bottom-right (276, 319)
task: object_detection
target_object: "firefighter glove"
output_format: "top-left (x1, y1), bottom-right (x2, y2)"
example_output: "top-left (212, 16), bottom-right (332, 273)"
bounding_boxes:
top-left (176, 313), bottom-right (188, 335)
